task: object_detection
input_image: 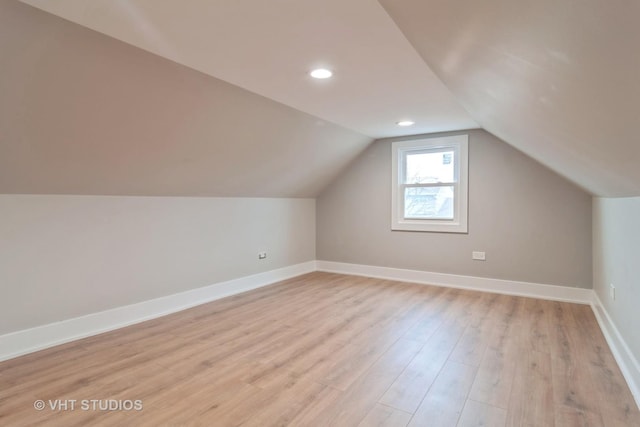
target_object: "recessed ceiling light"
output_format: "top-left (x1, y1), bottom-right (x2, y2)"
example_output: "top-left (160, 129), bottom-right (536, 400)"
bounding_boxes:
top-left (310, 68), bottom-right (333, 79)
top-left (396, 120), bottom-right (415, 127)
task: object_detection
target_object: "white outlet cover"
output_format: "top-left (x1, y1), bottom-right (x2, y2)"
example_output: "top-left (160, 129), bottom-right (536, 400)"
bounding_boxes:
top-left (472, 251), bottom-right (486, 261)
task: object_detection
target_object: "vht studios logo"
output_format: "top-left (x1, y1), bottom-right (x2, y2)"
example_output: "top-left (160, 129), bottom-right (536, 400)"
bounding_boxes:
top-left (34, 399), bottom-right (143, 411)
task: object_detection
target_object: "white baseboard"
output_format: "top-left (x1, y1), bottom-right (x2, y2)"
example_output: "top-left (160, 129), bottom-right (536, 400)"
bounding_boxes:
top-left (316, 260), bottom-right (593, 304)
top-left (2, 258), bottom-right (639, 411)
top-left (590, 293), bottom-right (640, 408)
top-left (317, 260), bottom-right (640, 408)
top-left (0, 261), bottom-right (316, 362)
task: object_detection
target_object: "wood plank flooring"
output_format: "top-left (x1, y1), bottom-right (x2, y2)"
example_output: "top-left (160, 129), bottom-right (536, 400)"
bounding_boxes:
top-left (1, 272), bottom-right (638, 426)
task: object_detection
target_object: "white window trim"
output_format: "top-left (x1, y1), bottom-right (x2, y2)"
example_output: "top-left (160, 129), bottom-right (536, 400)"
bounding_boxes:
top-left (391, 134), bottom-right (469, 233)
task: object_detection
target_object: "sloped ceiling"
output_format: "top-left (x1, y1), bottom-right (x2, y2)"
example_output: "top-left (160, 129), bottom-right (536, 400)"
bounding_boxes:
top-left (0, 1), bottom-right (372, 197)
top-left (2, 0), bottom-right (478, 198)
top-left (379, 0), bottom-right (640, 197)
top-left (4, 0), bottom-right (638, 197)
top-left (18, 0), bottom-right (477, 139)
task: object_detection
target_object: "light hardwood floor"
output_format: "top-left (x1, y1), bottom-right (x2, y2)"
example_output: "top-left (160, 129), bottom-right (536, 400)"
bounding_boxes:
top-left (1, 272), bottom-right (638, 426)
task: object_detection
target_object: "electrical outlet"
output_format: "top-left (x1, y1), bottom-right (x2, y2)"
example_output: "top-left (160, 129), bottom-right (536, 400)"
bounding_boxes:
top-left (258, 252), bottom-right (267, 260)
top-left (610, 284), bottom-right (615, 300)
top-left (472, 251), bottom-right (486, 261)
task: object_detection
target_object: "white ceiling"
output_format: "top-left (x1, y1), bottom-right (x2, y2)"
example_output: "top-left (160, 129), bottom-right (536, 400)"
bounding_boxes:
top-left (19, 0), bottom-right (477, 139)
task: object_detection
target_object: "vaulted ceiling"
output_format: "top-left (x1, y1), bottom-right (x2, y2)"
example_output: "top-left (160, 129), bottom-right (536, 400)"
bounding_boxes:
top-left (3, 0), bottom-right (640, 197)
top-left (17, 0), bottom-right (478, 139)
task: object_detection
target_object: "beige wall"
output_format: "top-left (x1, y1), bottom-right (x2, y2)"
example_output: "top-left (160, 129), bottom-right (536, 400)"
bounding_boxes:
top-left (0, 195), bottom-right (315, 335)
top-left (317, 129), bottom-right (592, 288)
top-left (593, 197), bottom-right (640, 361)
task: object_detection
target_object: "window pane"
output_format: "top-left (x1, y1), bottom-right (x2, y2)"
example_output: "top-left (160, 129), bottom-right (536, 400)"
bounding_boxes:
top-left (404, 186), bottom-right (454, 219)
top-left (405, 151), bottom-right (455, 184)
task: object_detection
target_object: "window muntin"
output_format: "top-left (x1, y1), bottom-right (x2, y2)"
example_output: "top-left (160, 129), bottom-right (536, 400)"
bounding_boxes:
top-left (392, 135), bottom-right (468, 233)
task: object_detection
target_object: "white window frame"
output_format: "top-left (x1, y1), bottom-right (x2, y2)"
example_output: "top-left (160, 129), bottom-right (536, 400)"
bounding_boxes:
top-left (391, 134), bottom-right (468, 233)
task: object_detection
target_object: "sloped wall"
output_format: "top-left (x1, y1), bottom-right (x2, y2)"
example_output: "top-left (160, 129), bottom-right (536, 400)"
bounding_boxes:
top-left (0, 0), bottom-right (371, 198)
top-left (379, 0), bottom-right (640, 197)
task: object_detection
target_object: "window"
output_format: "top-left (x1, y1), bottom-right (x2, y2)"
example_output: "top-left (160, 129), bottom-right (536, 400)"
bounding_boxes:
top-left (392, 135), bottom-right (468, 233)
